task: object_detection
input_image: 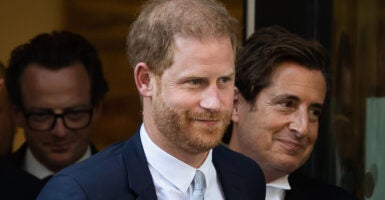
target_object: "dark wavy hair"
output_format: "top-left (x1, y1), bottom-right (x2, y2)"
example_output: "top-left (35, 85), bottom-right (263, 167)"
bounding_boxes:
top-left (236, 25), bottom-right (329, 105)
top-left (5, 30), bottom-right (109, 109)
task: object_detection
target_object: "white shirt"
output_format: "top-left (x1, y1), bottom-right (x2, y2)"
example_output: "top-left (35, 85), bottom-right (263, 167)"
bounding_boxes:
top-left (266, 175), bottom-right (291, 200)
top-left (140, 124), bottom-right (224, 200)
top-left (23, 146), bottom-right (92, 179)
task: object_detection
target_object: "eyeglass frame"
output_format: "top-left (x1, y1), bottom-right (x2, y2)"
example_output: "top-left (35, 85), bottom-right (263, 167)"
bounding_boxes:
top-left (23, 107), bottom-right (94, 131)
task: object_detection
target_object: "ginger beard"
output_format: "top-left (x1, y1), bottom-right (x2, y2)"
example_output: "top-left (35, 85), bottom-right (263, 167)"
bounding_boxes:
top-left (152, 90), bottom-right (232, 154)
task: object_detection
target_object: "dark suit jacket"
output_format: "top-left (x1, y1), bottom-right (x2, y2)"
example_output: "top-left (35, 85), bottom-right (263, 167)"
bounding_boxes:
top-left (37, 130), bottom-right (266, 200)
top-left (0, 158), bottom-right (44, 200)
top-left (0, 143), bottom-right (97, 200)
top-left (285, 171), bottom-right (357, 200)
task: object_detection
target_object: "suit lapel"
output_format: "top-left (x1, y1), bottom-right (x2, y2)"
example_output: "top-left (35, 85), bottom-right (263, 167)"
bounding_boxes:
top-left (285, 172), bottom-right (308, 200)
top-left (122, 130), bottom-right (158, 199)
top-left (213, 145), bottom-right (248, 200)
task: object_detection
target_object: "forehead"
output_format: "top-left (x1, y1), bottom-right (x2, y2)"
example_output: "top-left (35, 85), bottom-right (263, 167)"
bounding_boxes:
top-left (266, 62), bottom-right (326, 102)
top-left (166, 35), bottom-right (235, 75)
top-left (20, 63), bottom-right (91, 108)
top-left (173, 35), bottom-right (234, 59)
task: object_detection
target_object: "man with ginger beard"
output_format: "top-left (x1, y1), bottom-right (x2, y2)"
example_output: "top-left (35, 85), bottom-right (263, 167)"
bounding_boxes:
top-left (225, 26), bottom-right (356, 200)
top-left (38, 0), bottom-right (265, 199)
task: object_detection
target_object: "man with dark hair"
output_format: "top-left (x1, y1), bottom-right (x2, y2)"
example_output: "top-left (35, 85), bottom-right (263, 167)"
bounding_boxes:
top-left (37, 0), bottom-right (265, 199)
top-left (226, 26), bottom-right (355, 200)
top-left (1, 30), bottom-right (108, 199)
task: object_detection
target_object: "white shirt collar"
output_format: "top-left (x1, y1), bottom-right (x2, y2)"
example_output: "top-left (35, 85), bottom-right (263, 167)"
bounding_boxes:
top-left (266, 175), bottom-right (291, 200)
top-left (24, 145), bottom-right (92, 179)
top-left (267, 175), bottom-right (291, 190)
top-left (140, 124), bottom-right (213, 192)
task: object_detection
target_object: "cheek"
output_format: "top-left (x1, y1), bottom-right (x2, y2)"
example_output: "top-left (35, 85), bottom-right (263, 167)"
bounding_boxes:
top-left (255, 112), bottom-right (285, 133)
top-left (76, 129), bottom-right (92, 139)
top-left (161, 89), bottom-right (195, 108)
top-left (24, 131), bottom-right (46, 146)
top-left (220, 89), bottom-right (235, 104)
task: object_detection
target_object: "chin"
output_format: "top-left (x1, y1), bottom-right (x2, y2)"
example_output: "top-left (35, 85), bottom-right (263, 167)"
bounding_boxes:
top-left (276, 156), bottom-right (304, 172)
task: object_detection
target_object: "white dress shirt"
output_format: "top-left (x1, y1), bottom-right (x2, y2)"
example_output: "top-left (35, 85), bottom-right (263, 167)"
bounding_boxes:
top-left (140, 124), bottom-right (224, 200)
top-left (266, 175), bottom-right (291, 200)
top-left (23, 146), bottom-right (92, 179)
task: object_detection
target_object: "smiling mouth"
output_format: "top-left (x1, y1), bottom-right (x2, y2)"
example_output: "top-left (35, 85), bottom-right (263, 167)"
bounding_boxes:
top-left (52, 145), bottom-right (67, 150)
top-left (277, 139), bottom-right (303, 151)
top-left (194, 118), bottom-right (220, 121)
top-left (48, 143), bottom-right (70, 152)
top-left (194, 119), bottom-right (222, 125)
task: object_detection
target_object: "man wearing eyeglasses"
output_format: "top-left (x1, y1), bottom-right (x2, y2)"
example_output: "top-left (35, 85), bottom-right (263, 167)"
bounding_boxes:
top-left (1, 31), bottom-right (109, 200)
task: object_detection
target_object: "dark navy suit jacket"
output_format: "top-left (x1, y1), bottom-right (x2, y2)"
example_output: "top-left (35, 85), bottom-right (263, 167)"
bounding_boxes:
top-left (285, 171), bottom-right (357, 200)
top-left (37, 130), bottom-right (266, 200)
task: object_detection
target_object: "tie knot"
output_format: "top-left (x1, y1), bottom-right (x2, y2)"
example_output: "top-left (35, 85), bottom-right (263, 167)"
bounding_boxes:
top-left (193, 170), bottom-right (206, 193)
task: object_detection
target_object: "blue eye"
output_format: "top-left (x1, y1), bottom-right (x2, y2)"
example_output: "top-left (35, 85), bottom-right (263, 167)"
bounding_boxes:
top-left (219, 77), bottom-right (230, 84)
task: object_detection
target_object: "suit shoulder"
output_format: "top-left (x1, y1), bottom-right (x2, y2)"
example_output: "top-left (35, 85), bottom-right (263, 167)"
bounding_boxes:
top-left (58, 141), bottom-right (127, 178)
top-left (213, 145), bottom-right (265, 183)
top-left (213, 145), bottom-right (266, 200)
top-left (214, 145), bottom-right (258, 165)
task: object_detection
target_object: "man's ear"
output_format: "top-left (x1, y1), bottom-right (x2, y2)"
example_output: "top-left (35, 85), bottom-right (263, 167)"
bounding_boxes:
top-left (232, 87), bottom-right (240, 122)
top-left (134, 62), bottom-right (154, 97)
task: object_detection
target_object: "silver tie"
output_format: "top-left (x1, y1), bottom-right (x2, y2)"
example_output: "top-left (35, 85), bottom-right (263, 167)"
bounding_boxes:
top-left (192, 170), bottom-right (206, 200)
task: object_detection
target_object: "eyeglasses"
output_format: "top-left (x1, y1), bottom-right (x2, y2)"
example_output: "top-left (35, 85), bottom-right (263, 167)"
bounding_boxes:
top-left (24, 109), bottom-right (94, 131)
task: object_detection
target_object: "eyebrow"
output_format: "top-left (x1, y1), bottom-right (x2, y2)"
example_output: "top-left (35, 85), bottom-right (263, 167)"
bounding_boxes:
top-left (223, 71), bottom-right (235, 78)
top-left (271, 94), bottom-right (324, 109)
top-left (271, 94), bottom-right (300, 103)
top-left (178, 71), bottom-right (235, 83)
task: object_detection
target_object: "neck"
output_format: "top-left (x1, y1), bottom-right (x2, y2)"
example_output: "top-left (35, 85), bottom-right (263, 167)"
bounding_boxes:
top-left (263, 166), bottom-right (289, 183)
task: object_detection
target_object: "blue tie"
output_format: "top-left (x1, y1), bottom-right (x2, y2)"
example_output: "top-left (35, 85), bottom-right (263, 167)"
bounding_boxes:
top-left (192, 170), bottom-right (206, 200)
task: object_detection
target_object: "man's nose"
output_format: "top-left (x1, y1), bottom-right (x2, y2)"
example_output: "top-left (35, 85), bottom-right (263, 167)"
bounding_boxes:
top-left (50, 118), bottom-right (68, 138)
top-left (289, 110), bottom-right (309, 137)
top-left (200, 85), bottom-right (221, 112)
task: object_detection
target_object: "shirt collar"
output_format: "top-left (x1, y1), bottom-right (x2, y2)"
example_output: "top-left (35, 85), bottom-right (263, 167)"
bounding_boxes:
top-left (265, 175), bottom-right (291, 200)
top-left (267, 175), bottom-right (291, 190)
top-left (24, 145), bottom-right (92, 179)
top-left (140, 124), bottom-right (213, 192)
